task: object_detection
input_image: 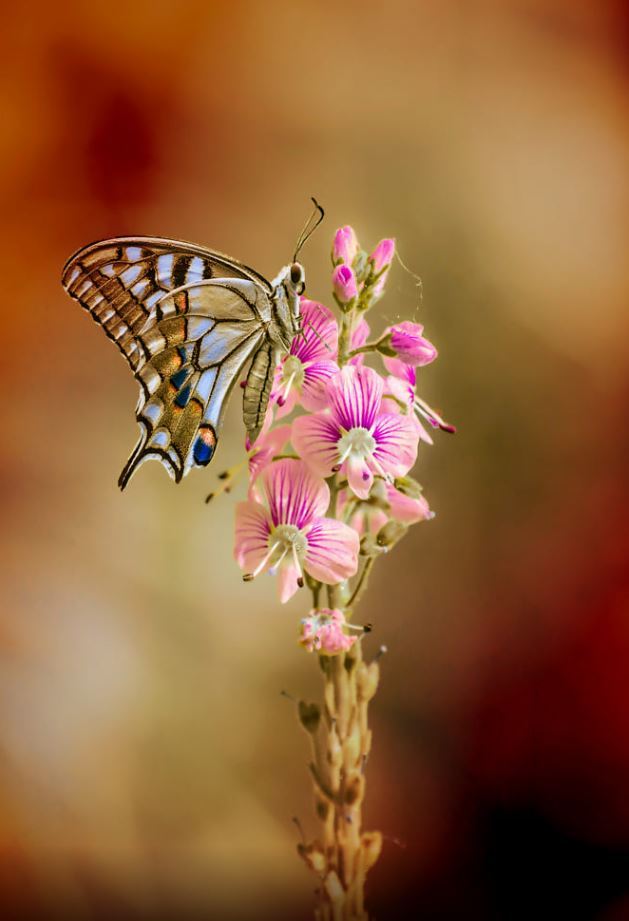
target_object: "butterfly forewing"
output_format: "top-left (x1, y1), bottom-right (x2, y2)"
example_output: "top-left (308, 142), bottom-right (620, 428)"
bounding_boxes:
top-left (62, 237), bottom-right (281, 487)
top-left (61, 237), bottom-right (272, 372)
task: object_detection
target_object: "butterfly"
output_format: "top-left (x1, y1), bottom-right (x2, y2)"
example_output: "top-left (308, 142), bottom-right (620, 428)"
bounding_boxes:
top-left (61, 203), bottom-right (324, 489)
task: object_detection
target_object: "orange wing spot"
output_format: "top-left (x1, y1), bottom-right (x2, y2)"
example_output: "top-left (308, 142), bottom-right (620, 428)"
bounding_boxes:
top-left (198, 426), bottom-right (217, 448)
top-left (173, 291), bottom-right (188, 313)
top-left (160, 316), bottom-right (186, 346)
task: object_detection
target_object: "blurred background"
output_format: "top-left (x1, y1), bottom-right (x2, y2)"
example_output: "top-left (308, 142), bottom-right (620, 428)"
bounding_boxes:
top-left (1, 1), bottom-right (628, 918)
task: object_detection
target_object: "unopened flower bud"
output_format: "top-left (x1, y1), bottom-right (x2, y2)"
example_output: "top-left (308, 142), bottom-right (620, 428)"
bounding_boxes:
top-left (298, 700), bottom-right (321, 734)
top-left (362, 831), bottom-right (383, 871)
top-left (297, 841), bottom-right (326, 874)
top-left (393, 475), bottom-right (423, 500)
top-left (324, 871), bottom-right (344, 901)
top-left (332, 225), bottom-right (358, 266)
top-left (344, 720), bottom-right (362, 767)
top-left (357, 661), bottom-right (380, 702)
top-left (343, 771), bottom-right (365, 805)
top-left (369, 238), bottom-right (395, 298)
top-left (389, 321), bottom-right (438, 366)
top-left (359, 534), bottom-right (381, 557)
top-left (332, 264), bottom-right (358, 306)
top-left (371, 238), bottom-right (395, 273)
top-left (353, 249), bottom-right (369, 284)
top-left (376, 520), bottom-right (407, 548)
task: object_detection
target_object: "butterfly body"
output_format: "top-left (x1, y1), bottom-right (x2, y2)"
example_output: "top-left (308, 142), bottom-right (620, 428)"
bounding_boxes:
top-left (61, 237), bottom-right (305, 488)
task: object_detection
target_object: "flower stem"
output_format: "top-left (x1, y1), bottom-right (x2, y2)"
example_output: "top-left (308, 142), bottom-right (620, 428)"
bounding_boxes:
top-left (346, 334), bottom-right (391, 360)
top-left (346, 557), bottom-right (376, 611)
top-left (298, 639), bottom-right (382, 920)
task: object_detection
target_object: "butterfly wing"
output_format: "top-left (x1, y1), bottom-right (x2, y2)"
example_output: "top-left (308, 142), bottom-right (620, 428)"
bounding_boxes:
top-left (61, 237), bottom-right (279, 488)
top-left (61, 237), bottom-right (273, 373)
top-left (119, 277), bottom-right (276, 488)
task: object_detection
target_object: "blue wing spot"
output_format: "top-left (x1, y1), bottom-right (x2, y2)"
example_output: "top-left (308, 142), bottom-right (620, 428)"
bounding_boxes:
top-left (177, 346), bottom-right (187, 361)
top-left (193, 425), bottom-right (217, 466)
top-left (170, 367), bottom-right (189, 389)
top-left (174, 384), bottom-right (191, 408)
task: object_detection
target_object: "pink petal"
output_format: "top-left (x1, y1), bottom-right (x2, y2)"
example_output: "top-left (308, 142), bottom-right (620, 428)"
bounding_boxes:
top-left (293, 299), bottom-right (339, 364)
top-left (384, 374), bottom-right (414, 411)
top-left (318, 623), bottom-right (356, 655)
top-left (366, 509), bottom-right (389, 534)
top-left (386, 484), bottom-right (432, 524)
top-left (261, 458), bottom-right (329, 529)
top-left (372, 413), bottom-right (419, 476)
top-left (248, 424), bottom-right (292, 483)
top-left (291, 412), bottom-right (340, 477)
top-left (277, 560), bottom-right (301, 604)
top-left (273, 388), bottom-right (299, 418)
top-left (234, 501), bottom-right (272, 571)
top-left (383, 356), bottom-right (417, 386)
top-left (301, 359), bottom-right (339, 410)
top-left (327, 365), bottom-right (383, 430)
top-left (412, 413), bottom-right (435, 446)
top-left (346, 454), bottom-right (374, 500)
top-left (304, 518), bottom-right (359, 584)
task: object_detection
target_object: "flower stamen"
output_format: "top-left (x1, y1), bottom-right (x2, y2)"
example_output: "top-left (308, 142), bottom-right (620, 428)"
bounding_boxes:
top-left (414, 396), bottom-right (456, 433)
top-left (244, 540), bottom-right (281, 581)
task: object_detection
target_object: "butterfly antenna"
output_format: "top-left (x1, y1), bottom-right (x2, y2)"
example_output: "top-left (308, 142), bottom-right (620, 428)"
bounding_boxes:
top-left (293, 197), bottom-right (325, 262)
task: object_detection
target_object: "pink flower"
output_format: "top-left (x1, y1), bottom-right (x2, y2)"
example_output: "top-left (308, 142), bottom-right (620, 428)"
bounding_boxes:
top-left (332, 226), bottom-right (358, 266)
top-left (384, 357), bottom-right (456, 434)
top-left (339, 482), bottom-right (433, 535)
top-left (273, 299), bottom-right (339, 415)
top-left (370, 238), bottom-right (395, 297)
top-left (389, 321), bottom-right (437, 366)
top-left (299, 609), bottom-right (358, 655)
top-left (292, 365), bottom-right (419, 500)
top-left (386, 482), bottom-right (433, 523)
top-left (234, 459), bottom-right (359, 603)
top-left (247, 423), bottom-right (292, 484)
top-left (332, 264), bottom-right (358, 305)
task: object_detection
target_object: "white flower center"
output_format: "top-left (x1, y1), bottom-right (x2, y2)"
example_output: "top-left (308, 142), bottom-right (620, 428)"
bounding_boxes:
top-left (282, 354), bottom-right (305, 387)
top-left (337, 427), bottom-right (376, 464)
top-left (272, 524), bottom-right (307, 557)
top-left (243, 524), bottom-right (308, 586)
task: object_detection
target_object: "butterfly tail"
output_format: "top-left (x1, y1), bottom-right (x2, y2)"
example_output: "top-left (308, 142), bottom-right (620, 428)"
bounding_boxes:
top-left (119, 343), bottom-right (220, 488)
top-left (118, 437), bottom-right (147, 490)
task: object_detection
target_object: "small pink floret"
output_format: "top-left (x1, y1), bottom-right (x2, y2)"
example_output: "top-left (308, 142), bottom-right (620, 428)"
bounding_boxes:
top-left (299, 609), bottom-right (357, 655)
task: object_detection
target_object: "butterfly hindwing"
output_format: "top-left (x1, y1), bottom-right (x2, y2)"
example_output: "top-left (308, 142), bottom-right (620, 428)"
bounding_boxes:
top-left (118, 278), bottom-right (272, 488)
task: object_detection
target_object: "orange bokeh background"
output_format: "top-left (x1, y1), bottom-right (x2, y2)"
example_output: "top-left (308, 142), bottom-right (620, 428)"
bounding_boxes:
top-left (2, 2), bottom-right (628, 918)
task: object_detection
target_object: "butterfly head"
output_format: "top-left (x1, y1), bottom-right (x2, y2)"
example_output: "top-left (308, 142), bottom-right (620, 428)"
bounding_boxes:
top-left (289, 262), bottom-right (306, 296)
top-left (270, 262), bottom-right (306, 350)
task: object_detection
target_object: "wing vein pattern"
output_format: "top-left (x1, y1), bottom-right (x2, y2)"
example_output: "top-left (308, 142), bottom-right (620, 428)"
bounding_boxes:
top-left (62, 238), bottom-right (278, 487)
